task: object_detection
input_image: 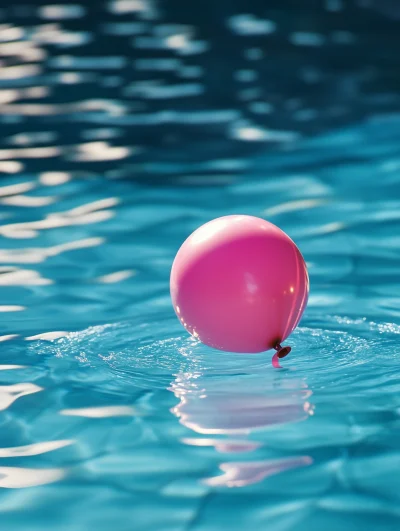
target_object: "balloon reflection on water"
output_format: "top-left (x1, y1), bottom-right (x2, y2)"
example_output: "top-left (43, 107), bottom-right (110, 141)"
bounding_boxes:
top-left (170, 345), bottom-right (314, 488)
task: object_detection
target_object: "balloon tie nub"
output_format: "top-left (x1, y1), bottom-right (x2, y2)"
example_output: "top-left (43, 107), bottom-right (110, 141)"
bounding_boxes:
top-left (275, 343), bottom-right (291, 358)
top-left (272, 343), bottom-right (291, 369)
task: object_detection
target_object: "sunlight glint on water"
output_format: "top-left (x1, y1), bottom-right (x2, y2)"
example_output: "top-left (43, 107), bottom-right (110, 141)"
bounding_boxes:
top-left (0, 1), bottom-right (400, 530)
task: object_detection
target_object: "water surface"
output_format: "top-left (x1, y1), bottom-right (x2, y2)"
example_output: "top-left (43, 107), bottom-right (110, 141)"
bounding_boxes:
top-left (0, 1), bottom-right (399, 530)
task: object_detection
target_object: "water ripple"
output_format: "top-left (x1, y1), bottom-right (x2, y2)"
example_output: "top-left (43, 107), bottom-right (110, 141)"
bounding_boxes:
top-left (0, 1), bottom-right (399, 528)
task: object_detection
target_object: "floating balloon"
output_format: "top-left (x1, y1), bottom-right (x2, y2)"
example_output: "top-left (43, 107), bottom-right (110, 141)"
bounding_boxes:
top-left (170, 215), bottom-right (309, 363)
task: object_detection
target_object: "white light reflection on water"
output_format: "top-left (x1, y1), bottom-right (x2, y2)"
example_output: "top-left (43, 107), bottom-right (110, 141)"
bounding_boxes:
top-left (1, 195), bottom-right (57, 207)
top-left (0, 237), bottom-right (104, 263)
top-left (0, 383), bottom-right (43, 411)
top-left (0, 267), bottom-right (52, 285)
top-left (38, 5), bottom-right (86, 20)
top-left (170, 345), bottom-right (314, 487)
top-left (0, 305), bottom-right (26, 312)
top-left (96, 270), bottom-right (136, 284)
top-left (0, 467), bottom-right (66, 488)
top-left (0, 190), bottom-right (117, 240)
top-left (0, 181), bottom-right (36, 197)
top-left (26, 331), bottom-right (68, 341)
top-left (171, 371), bottom-right (313, 434)
top-left (39, 172), bottom-right (71, 185)
top-left (60, 406), bottom-right (137, 417)
top-left (0, 440), bottom-right (73, 457)
top-left (204, 457), bottom-right (313, 488)
top-left (0, 335), bottom-right (20, 343)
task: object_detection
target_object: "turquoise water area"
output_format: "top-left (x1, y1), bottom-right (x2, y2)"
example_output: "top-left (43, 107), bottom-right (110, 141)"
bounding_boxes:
top-left (1, 1), bottom-right (400, 529)
top-left (1, 117), bottom-right (399, 530)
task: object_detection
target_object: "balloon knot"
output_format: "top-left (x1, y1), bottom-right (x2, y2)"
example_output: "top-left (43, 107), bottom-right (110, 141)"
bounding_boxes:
top-left (274, 343), bottom-right (291, 359)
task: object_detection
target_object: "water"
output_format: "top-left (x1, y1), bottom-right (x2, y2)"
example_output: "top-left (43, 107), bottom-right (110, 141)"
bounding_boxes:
top-left (0, 1), bottom-right (400, 530)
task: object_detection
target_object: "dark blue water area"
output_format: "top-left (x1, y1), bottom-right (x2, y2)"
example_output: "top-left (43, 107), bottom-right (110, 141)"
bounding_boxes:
top-left (0, 1), bottom-right (399, 530)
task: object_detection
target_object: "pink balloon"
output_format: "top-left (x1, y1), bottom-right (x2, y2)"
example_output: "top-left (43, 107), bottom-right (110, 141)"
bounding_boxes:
top-left (170, 215), bottom-right (309, 353)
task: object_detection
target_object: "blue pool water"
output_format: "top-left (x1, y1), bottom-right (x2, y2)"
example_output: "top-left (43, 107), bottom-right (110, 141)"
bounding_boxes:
top-left (1, 1), bottom-right (400, 530)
